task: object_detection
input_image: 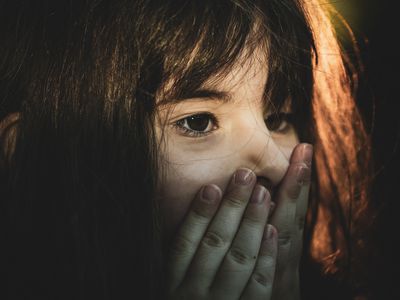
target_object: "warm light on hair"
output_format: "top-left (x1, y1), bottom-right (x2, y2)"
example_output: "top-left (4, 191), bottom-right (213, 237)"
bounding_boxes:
top-left (304, 0), bottom-right (372, 280)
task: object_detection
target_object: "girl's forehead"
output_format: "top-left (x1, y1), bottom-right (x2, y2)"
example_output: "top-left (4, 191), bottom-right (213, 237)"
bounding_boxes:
top-left (202, 47), bottom-right (268, 92)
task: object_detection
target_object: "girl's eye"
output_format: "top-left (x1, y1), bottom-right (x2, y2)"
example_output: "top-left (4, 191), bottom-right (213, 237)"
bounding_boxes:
top-left (265, 112), bottom-right (294, 133)
top-left (172, 113), bottom-right (219, 138)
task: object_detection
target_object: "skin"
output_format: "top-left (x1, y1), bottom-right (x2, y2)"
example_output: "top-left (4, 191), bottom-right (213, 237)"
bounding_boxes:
top-left (155, 48), bottom-right (313, 299)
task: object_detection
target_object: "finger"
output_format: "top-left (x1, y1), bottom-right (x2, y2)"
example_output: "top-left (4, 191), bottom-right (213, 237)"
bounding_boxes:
top-left (291, 144), bottom-right (313, 235)
top-left (240, 224), bottom-right (277, 300)
top-left (292, 163), bottom-right (312, 262)
top-left (295, 168), bottom-right (312, 232)
top-left (270, 143), bottom-right (312, 237)
top-left (210, 186), bottom-right (271, 297)
top-left (269, 143), bottom-right (312, 270)
top-left (167, 184), bottom-right (222, 292)
top-left (270, 162), bottom-right (311, 260)
top-left (182, 168), bottom-right (257, 289)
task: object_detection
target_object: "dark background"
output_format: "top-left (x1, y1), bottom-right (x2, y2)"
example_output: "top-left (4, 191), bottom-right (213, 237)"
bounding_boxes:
top-left (334, 1), bottom-right (399, 298)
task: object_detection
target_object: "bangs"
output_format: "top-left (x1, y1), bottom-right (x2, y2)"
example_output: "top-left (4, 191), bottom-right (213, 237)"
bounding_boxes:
top-left (140, 0), bottom-right (316, 121)
top-left (156, 1), bottom-right (263, 104)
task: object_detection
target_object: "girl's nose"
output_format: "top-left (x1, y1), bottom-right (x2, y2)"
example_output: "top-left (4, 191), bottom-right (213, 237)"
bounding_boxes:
top-left (239, 123), bottom-right (294, 189)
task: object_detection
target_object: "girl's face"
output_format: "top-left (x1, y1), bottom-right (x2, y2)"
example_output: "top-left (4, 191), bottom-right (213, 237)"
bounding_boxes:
top-left (156, 49), bottom-right (300, 242)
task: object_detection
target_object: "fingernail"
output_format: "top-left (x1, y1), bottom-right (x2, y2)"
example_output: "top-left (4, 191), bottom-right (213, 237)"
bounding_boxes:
top-left (302, 144), bottom-right (313, 167)
top-left (296, 165), bottom-right (311, 185)
top-left (201, 185), bottom-right (220, 203)
top-left (250, 185), bottom-right (267, 204)
top-left (234, 168), bottom-right (254, 185)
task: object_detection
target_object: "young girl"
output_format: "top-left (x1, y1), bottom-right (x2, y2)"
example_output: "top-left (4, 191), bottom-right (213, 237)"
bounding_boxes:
top-left (1, 0), bottom-right (373, 299)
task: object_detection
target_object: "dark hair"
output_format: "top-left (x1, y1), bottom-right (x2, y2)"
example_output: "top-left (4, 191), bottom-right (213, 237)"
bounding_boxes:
top-left (1, 0), bottom-right (373, 299)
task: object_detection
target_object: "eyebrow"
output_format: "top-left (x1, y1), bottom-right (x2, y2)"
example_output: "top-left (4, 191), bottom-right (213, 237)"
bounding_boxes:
top-left (158, 89), bottom-right (234, 106)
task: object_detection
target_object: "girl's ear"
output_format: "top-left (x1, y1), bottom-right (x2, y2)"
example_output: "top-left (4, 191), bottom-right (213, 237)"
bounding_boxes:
top-left (0, 112), bottom-right (20, 162)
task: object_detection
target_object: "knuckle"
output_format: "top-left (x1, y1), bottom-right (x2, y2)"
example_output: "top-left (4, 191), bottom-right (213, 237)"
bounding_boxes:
top-left (292, 161), bottom-right (309, 169)
top-left (170, 234), bottom-right (194, 256)
top-left (277, 234), bottom-right (292, 250)
top-left (262, 253), bottom-right (276, 268)
top-left (252, 268), bottom-right (274, 287)
top-left (286, 183), bottom-right (301, 199)
top-left (228, 247), bottom-right (255, 265)
top-left (224, 190), bottom-right (247, 208)
top-left (284, 162), bottom-right (310, 200)
top-left (191, 204), bottom-right (215, 222)
top-left (201, 231), bottom-right (227, 248)
top-left (242, 211), bottom-right (267, 225)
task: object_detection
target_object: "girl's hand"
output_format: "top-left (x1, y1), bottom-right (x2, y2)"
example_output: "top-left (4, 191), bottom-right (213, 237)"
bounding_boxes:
top-left (269, 143), bottom-right (313, 300)
top-left (166, 168), bottom-right (276, 300)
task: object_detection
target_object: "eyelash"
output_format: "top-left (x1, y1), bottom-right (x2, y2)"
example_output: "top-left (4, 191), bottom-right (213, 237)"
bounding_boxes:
top-left (265, 112), bottom-right (295, 133)
top-left (172, 112), bottom-right (294, 138)
top-left (172, 113), bottom-right (219, 138)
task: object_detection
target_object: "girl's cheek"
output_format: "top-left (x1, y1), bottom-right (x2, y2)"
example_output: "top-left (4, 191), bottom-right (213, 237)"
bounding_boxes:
top-left (159, 163), bottom-right (225, 239)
